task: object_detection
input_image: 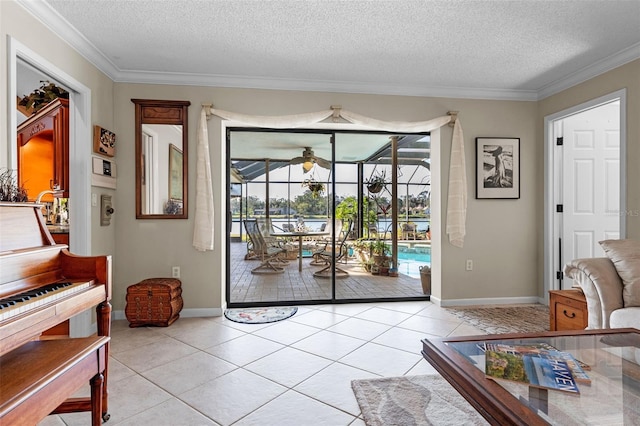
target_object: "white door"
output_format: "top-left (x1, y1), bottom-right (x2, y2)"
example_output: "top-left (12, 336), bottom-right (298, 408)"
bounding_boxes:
top-left (558, 101), bottom-right (620, 288)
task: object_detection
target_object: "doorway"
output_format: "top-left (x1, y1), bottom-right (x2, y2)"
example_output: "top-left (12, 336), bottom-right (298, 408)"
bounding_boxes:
top-left (9, 36), bottom-right (93, 335)
top-left (227, 128), bottom-right (433, 307)
top-left (545, 89), bottom-right (627, 294)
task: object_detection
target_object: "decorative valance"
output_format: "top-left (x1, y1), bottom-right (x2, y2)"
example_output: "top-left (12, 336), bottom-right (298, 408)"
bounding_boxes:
top-left (193, 106), bottom-right (466, 251)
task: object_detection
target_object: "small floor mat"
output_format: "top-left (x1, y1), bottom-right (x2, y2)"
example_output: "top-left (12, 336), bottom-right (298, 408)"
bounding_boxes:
top-left (224, 306), bottom-right (298, 324)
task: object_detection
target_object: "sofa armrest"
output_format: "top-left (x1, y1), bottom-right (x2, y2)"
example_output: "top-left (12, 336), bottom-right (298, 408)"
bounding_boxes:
top-left (563, 258), bottom-right (624, 329)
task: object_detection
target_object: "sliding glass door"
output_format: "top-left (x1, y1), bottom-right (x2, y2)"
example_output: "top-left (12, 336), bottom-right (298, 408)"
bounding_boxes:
top-left (227, 128), bottom-right (432, 307)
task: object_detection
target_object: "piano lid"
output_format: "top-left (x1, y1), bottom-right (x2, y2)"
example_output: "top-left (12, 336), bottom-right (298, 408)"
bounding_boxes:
top-left (0, 202), bottom-right (56, 253)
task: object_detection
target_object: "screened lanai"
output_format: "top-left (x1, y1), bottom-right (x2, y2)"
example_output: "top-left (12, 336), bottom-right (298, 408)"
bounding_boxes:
top-left (227, 129), bottom-right (434, 307)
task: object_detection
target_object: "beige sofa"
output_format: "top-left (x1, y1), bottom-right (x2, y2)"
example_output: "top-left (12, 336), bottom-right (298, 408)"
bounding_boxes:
top-left (563, 239), bottom-right (640, 330)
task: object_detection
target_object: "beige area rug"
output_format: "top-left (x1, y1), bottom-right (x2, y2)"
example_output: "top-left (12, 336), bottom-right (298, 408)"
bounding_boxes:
top-left (351, 375), bottom-right (489, 426)
top-left (444, 304), bottom-right (549, 334)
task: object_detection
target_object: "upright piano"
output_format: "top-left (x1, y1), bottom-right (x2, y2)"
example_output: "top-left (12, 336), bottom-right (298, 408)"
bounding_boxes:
top-left (0, 202), bottom-right (112, 423)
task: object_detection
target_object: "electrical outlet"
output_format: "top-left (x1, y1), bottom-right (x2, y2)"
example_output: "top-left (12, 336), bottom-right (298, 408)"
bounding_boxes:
top-left (172, 266), bottom-right (180, 278)
top-left (466, 259), bottom-right (473, 271)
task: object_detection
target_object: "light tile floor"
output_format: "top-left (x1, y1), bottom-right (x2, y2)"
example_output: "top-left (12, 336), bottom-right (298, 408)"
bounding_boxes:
top-left (40, 301), bottom-right (486, 426)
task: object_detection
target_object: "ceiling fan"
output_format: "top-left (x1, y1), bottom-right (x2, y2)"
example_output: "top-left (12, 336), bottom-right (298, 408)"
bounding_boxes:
top-left (290, 147), bottom-right (330, 172)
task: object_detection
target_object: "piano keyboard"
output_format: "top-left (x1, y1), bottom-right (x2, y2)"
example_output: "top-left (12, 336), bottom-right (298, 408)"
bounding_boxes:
top-left (0, 281), bottom-right (92, 321)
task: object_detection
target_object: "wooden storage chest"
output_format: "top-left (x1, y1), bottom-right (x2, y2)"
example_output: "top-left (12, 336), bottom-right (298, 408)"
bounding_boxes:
top-left (125, 278), bottom-right (183, 327)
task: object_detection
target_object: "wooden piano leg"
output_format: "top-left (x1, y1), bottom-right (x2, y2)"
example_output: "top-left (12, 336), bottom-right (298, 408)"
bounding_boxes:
top-left (97, 301), bottom-right (112, 422)
top-left (90, 372), bottom-right (104, 426)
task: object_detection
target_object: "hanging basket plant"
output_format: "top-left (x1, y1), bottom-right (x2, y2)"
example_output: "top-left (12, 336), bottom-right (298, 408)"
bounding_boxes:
top-left (301, 178), bottom-right (325, 198)
top-left (366, 170), bottom-right (387, 193)
top-left (18, 80), bottom-right (69, 115)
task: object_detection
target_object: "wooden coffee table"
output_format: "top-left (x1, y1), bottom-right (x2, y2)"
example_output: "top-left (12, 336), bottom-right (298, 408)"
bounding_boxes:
top-left (422, 328), bottom-right (640, 425)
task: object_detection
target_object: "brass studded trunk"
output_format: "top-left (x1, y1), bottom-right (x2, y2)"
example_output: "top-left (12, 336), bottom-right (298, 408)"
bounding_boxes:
top-left (125, 278), bottom-right (183, 327)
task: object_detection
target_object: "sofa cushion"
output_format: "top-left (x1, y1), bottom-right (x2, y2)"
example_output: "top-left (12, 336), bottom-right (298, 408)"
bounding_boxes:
top-left (609, 307), bottom-right (640, 329)
top-left (600, 239), bottom-right (640, 306)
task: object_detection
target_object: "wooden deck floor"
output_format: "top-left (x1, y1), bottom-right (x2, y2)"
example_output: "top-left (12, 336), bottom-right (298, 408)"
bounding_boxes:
top-left (229, 242), bottom-right (426, 304)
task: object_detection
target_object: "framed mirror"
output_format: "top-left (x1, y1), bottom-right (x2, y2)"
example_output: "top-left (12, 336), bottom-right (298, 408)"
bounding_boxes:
top-left (132, 99), bottom-right (190, 219)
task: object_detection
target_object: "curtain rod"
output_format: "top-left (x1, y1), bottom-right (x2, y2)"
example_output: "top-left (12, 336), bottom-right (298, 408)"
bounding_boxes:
top-left (202, 102), bottom-right (458, 127)
top-left (202, 103), bottom-right (214, 118)
top-left (447, 111), bottom-right (458, 127)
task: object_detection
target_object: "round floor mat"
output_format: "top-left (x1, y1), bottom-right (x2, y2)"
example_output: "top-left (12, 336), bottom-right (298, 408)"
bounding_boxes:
top-left (224, 306), bottom-right (298, 324)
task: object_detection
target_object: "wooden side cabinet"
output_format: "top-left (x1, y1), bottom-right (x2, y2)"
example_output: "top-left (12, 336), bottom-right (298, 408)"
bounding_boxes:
top-left (17, 98), bottom-right (69, 199)
top-left (549, 289), bottom-right (588, 331)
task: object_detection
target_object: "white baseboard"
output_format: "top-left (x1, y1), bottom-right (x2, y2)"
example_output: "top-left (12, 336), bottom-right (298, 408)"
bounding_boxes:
top-left (113, 307), bottom-right (223, 321)
top-left (435, 296), bottom-right (544, 307)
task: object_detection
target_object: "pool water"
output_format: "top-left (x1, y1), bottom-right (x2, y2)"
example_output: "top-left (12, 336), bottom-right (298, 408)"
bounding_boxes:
top-left (305, 247), bottom-right (431, 279)
top-left (396, 250), bottom-right (431, 279)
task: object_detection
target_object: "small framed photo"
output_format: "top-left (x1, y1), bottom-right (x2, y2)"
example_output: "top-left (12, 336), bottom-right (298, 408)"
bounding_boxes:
top-left (93, 125), bottom-right (116, 157)
top-left (476, 137), bottom-right (520, 199)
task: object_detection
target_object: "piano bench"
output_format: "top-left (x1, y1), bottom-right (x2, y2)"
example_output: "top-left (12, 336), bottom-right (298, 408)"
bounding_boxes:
top-left (125, 278), bottom-right (183, 327)
top-left (0, 336), bottom-right (109, 426)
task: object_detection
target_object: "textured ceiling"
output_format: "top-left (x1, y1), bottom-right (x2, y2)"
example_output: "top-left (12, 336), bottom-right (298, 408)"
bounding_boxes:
top-left (21, 0), bottom-right (640, 100)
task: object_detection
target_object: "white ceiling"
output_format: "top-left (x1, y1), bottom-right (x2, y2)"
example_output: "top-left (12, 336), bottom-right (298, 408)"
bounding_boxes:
top-left (19, 0), bottom-right (640, 101)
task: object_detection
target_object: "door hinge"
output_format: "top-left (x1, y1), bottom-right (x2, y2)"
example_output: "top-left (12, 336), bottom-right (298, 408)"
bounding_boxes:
top-left (556, 271), bottom-right (563, 280)
top-left (556, 137), bottom-right (563, 146)
top-left (556, 204), bottom-right (563, 213)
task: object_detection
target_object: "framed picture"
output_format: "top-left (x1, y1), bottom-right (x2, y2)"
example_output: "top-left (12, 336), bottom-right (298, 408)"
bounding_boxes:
top-left (476, 137), bottom-right (520, 199)
top-left (168, 144), bottom-right (183, 201)
top-left (93, 125), bottom-right (116, 157)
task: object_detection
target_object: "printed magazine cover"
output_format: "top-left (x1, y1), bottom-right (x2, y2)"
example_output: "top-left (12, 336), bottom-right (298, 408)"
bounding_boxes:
top-left (485, 343), bottom-right (585, 394)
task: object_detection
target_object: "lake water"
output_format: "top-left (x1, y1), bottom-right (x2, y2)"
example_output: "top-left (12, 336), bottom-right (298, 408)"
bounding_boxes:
top-left (231, 218), bottom-right (430, 234)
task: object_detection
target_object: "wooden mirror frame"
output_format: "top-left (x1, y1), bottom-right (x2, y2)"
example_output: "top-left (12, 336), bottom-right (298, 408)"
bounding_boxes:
top-left (132, 99), bottom-right (190, 219)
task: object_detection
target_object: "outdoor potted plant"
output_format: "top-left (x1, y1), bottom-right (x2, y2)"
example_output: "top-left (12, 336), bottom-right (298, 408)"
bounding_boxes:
top-left (352, 239), bottom-right (373, 263)
top-left (301, 177), bottom-right (325, 198)
top-left (371, 240), bottom-right (390, 268)
top-left (365, 170), bottom-right (387, 194)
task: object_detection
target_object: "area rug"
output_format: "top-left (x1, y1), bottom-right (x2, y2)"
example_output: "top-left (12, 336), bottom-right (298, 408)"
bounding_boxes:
top-left (352, 375), bottom-right (488, 426)
top-left (445, 305), bottom-right (549, 334)
top-left (224, 306), bottom-right (297, 324)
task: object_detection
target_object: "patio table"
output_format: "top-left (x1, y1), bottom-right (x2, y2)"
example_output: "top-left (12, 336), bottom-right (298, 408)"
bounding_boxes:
top-left (271, 231), bottom-right (328, 271)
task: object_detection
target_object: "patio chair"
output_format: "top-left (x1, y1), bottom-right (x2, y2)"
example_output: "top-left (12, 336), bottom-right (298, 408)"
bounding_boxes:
top-left (310, 219), bottom-right (342, 266)
top-left (367, 224), bottom-right (379, 239)
top-left (256, 218), bottom-right (292, 260)
top-left (313, 221), bottom-right (351, 278)
top-left (243, 219), bottom-right (288, 274)
top-left (402, 222), bottom-right (418, 240)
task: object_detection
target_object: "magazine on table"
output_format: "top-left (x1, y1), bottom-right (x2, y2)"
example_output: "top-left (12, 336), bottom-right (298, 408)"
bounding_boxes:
top-left (484, 342), bottom-right (590, 394)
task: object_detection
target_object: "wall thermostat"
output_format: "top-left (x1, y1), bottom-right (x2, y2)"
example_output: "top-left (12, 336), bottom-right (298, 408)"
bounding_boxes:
top-left (93, 157), bottom-right (116, 177)
top-left (92, 156), bottom-right (117, 189)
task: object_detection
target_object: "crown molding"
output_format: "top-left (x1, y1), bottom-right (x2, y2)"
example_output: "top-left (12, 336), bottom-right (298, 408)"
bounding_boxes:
top-left (16, 0), bottom-right (121, 79)
top-left (18, 0), bottom-right (639, 103)
top-left (537, 42), bottom-right (640, 100)
top-left (114, 69), bottom-right (539, 101)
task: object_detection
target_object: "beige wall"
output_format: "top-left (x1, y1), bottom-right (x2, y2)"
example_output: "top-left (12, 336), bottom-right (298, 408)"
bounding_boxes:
top-left (113, 84), bottom-right (539, 311)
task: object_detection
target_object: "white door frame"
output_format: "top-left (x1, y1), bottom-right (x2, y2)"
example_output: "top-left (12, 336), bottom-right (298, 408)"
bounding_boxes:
top-left (8, 36), bottom-right (94, 336)
top-left (543, 89), bottom-right (627, 299)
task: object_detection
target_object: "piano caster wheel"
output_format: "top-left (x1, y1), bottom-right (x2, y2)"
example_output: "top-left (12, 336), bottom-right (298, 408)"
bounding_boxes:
top-left (102, 412), bottom-right (111, 423)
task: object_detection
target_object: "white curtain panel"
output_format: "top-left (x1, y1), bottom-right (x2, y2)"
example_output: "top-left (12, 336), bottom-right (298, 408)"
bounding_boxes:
top-left (193, 107), bottom-right (466, 251)
top-left (192, 108), bottom-right (215, 251)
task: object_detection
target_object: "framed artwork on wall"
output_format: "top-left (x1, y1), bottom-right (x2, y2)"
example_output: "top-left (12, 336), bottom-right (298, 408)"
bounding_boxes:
top-left (93, 125), bottom-right (116, 157)
top-left (169, 143), bottom-right (183, 201)
top-left (476, 137), bottom-right (520, 199)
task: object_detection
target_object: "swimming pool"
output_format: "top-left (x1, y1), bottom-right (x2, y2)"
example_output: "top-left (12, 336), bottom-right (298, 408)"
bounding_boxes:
top-left (306, 246), bottom-right (430, 279)
top-left (396, 250), bottom-right (431, 279)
